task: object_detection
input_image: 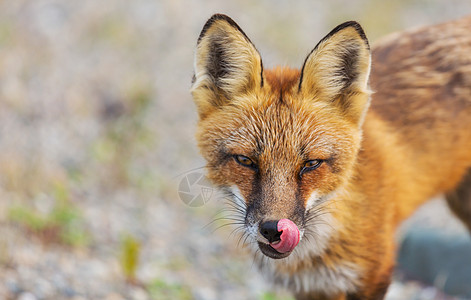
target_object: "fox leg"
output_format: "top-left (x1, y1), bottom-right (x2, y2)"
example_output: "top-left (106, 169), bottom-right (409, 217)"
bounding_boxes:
top-left (294, 293), bottom-right (346, 300)
top-left (445, 168), bottom-right (471, 232)
top-left (294, 285), bottom-right (389, 300)
top-left (346, 279), bottom-right (391, 300)
top-left (294, 292), bottom-right (387, 300)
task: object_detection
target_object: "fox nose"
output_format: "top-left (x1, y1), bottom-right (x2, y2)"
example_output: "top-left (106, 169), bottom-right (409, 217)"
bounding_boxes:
top-left (260, 220), bottom-right (282, 243)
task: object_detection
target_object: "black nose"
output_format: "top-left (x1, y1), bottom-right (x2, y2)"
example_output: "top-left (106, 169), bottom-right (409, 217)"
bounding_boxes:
top-left (260, 220), bottom-right (282, 243)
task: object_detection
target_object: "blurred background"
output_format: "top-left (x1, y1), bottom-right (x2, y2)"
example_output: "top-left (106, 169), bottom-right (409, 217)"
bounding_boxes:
top-left (0, 1), bottom-right (471, 299)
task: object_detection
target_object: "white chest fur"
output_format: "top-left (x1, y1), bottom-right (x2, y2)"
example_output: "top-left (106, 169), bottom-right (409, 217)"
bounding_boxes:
top-left (269, 261), bottom-right (361, 295)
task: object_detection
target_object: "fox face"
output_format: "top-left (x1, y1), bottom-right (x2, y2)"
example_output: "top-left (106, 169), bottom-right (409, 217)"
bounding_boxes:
top-left (192, 14), bottom-right (371, 261)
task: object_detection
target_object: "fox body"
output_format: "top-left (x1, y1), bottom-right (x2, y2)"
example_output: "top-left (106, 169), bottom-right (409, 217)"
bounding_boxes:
top-left (191, 14), bottom-right (471, 300)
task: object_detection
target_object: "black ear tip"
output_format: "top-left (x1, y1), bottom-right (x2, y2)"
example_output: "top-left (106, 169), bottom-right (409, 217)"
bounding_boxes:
top-left (208, 13), bottom-right (234, 22)
top-left (197, 14), bottom-right (240, 44)
top-left (330, 21), bottom-right (369, 49)
top-left (196, 14), bottom-right (253, 47)
top-left (204, 14), bottom-right (236, 28)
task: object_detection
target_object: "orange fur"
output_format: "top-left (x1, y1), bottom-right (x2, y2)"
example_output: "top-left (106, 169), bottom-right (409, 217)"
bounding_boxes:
top-left (191, 14), bottom-right (471, 300)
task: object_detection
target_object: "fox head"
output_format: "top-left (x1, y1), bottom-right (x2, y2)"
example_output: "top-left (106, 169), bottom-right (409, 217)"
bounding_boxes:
top-left (191, 14), bottom-right (371, 260)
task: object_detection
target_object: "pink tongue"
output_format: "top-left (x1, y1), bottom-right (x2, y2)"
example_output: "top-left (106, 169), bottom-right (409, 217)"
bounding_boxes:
top-left (270, 219), bottom-right (300, 253)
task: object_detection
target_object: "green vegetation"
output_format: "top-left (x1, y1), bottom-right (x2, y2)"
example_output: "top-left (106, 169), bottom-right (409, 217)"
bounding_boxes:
top-left (91, 82), bottom-right (155, 189)
top-left (8, 184), bottom-right (89, 247)
top-left (119, 234), bottom-right (141, 283)
top-left (0, 239), bottom-right (11, 268)
top-left (147, 279), bottom-right (192, 300)
top-left (260, 292), bottom-right (295, 300)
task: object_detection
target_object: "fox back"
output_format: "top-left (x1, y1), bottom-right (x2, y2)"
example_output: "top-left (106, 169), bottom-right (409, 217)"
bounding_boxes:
top-left (191, 14), bottom-right (471, 300)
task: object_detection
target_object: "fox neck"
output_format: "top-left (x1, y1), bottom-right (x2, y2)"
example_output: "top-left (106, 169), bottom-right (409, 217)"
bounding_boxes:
top-left (250, 117), bottom-right (392, 296)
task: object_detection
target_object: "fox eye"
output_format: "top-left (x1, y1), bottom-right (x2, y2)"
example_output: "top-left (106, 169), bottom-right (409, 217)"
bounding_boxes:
top-left (300, 159), bottom-right (323, 175)
top-left (234, 155), bottom-right (256, 168)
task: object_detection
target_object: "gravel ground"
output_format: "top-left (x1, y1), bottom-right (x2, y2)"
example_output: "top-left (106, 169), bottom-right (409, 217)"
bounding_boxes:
top-left (1, 1), bottom-right (471, 299)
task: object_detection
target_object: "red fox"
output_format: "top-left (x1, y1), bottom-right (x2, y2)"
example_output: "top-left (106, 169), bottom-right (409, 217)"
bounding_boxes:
top-left (191, 14), bottom-right (471, 300)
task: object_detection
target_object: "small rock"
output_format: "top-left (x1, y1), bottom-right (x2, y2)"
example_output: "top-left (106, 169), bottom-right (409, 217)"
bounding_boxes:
top-left (130, 286), bottom-right (148, 300)
top-left (105, 292), bottom-right (125, 300)
top-left (193, 287), bottom-right (217, 300)
top-left (18, 292), bottom-right (38, 300)
top-left (5, 280), bottom-right (22, 295)
top-left (62, 286), bottom-right (77, 297)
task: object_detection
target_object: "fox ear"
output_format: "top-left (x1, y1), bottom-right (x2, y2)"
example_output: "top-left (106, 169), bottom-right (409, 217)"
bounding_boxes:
top-left (191, 14), bottom-right (263, 119)
top-left (299, 21), bottom-right (371, 126)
